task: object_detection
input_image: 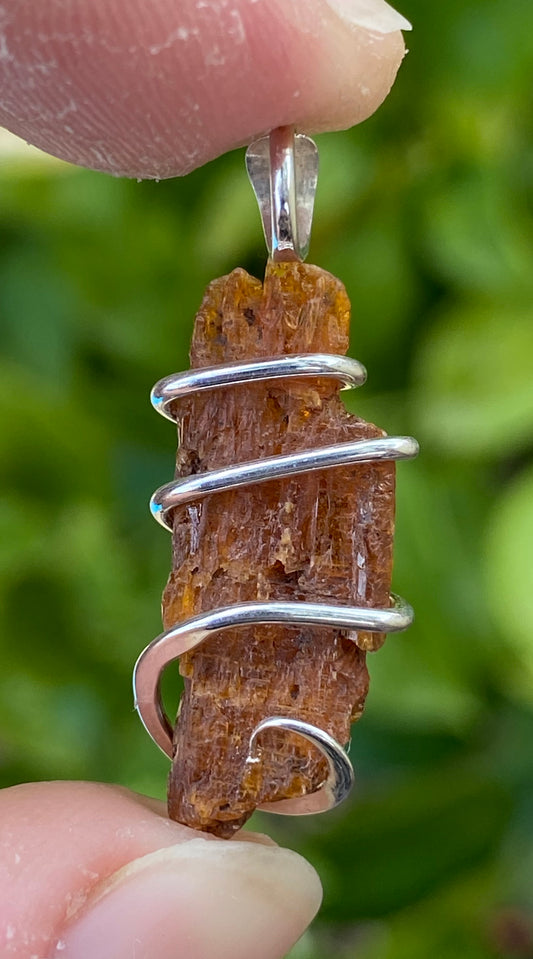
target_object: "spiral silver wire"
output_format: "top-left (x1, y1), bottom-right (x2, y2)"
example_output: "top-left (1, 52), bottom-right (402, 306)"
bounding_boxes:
top-left (133, 353), bottom-right (418, 815)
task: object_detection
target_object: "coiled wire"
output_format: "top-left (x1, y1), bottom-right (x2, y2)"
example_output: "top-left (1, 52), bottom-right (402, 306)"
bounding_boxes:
top-left (133, 353), bottom-right (418, 816)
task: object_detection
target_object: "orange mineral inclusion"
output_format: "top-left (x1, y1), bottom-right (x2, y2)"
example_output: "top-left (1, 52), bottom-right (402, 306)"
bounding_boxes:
top-left (162, 261), bottom-right (395, 837)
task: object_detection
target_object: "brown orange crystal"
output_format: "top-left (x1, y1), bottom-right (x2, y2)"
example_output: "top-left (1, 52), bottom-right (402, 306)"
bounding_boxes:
top-left (162, 261), bottom-right (395, 837)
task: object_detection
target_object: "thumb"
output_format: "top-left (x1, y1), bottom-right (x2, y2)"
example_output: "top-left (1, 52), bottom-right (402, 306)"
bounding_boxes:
top-left (51, 838), bottom-right (322, 959)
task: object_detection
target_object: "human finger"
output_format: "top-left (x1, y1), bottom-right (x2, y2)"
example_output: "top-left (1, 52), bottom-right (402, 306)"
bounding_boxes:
top-left (0, 781), bottom-right (321, 959)
top-left (0, 0), bottom-right (410, 179)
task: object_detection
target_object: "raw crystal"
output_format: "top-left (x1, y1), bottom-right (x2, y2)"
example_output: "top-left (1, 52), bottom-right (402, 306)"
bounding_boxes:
top-left (162, 261), bottom-right (395, 837)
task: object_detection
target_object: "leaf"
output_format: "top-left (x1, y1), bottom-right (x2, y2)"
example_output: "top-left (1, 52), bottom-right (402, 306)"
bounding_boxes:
top-left (414, 305), bottom-right (533, 457)
top-left (484, 466), bottom-right (533, 702)
top-left (297, 769), bottom-right (511, 921)
top-left (423, 171), bottom-right (533, 299)
top-left (0, 670), bottom-right (107, 777)
top-left (361, 457), bottom-right (498, 733)
top-left (0, 360), bottom-right (110, 503)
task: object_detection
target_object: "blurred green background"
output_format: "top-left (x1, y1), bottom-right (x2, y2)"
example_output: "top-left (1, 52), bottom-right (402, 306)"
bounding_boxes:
top-left (1, 0), bottom-right (532, 955)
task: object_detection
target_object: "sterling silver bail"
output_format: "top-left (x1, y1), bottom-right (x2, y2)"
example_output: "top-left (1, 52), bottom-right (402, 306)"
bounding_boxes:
top-left (246, 125), bottom-right (319, 261)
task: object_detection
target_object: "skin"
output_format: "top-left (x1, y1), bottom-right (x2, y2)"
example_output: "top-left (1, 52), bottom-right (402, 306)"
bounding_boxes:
top-left (0, 782), bottom-right (323, 958)
top-left (0, 2), bottom-right (407, 955)
top-left (0, 0), bottom-right (406, 179)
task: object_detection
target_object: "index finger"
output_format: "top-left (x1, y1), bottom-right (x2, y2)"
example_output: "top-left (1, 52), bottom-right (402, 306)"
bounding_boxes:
top-left (0, 0), bottom-right (410, 179)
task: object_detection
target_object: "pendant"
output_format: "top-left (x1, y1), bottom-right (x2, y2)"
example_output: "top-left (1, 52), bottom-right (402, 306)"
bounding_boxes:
top-left (133, 127), bottom-right (418, 838)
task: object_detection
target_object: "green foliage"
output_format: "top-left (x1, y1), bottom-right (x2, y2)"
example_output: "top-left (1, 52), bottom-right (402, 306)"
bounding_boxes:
top-left (1, 0), bottom-right (533, 954)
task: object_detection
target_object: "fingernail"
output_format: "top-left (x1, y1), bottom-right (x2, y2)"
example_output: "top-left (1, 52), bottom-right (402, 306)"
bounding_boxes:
top-left (52, 839), bottom-right (322, 959)
top-left (325, 0), bottom-right (412, 33)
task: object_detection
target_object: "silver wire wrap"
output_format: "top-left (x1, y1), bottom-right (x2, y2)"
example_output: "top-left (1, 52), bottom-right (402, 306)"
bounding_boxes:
top-left (133, 353), bottom-right (418, 816)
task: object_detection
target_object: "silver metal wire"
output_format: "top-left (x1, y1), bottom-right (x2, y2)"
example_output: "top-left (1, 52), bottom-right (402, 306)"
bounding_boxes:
top-left (245, 126), bottom-right (319, 261)
top-left (151, 353), bottom-right (366, 421)
top-left (133, 352), bottom-right (418, 816)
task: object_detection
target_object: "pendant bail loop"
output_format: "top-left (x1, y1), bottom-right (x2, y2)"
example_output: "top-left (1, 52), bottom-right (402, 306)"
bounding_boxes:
top-left (246, 126), bottom-right (319, 262)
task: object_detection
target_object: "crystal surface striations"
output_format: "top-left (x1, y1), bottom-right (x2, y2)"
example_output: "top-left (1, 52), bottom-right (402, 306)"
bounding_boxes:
top-left (162, 261), bottom-right (395, 836)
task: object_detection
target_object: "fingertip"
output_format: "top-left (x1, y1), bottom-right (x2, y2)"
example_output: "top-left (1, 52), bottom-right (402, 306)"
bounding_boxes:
top-left (0, 781), bottom-right (302, 957)
top-left (52, 840), bottom-right (323, 959)
top-left (0, 0), bottom-right (408, 179)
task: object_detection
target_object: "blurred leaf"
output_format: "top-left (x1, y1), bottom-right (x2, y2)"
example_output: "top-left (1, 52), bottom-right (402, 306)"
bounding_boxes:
top-left (423, 171), bottom-right (533, 298)
top-left (0, 670), bottom-right (107, 777)
top-left (484, 466), bottom-right (533, 702)
top-left (351, 868), bottom-right (505, 959)
top-left (0, 496), bottom-right (47, 579)
top-left (192, 161), bottom-right (259, 271)
top-left (324, 209), bottom-right (420, 378)
top-left (0, 251), bottom-right (79, 382)
top-left (364, 457), bottom-right (500, 732)
top-left (414, 305), bottom-right (533, 457)
top-left (49, 503), bottom-right (158, 671)
top-left (299, 770), bottom-right (511, 921)
top-left (0, 361), bottom-right (111, 503)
